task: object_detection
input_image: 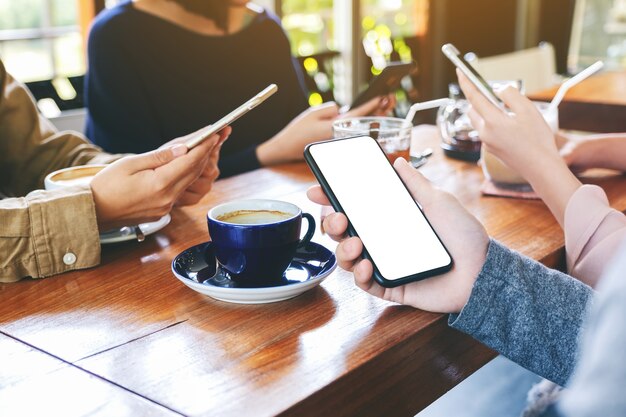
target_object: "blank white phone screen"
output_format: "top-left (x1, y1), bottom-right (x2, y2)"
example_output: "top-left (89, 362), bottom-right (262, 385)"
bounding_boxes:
top-left (309, 136), bottom-right (451, 281)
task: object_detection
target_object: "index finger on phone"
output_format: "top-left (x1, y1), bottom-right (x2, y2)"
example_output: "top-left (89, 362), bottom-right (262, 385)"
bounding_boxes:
top-left (187, 124), bottom-right (232, 150)
top-left (189, 131), bottom-right (222, 154)
top-left (496, 86), bottom-right (533, 115)
top-left (160, 132), bottom-right (223, 179)
top-left (456, 69), bottom-right (498, 120)
top-left (393, 158), bottom-right (437, 206)
top-left (307, 185), bottom-right (331, 206)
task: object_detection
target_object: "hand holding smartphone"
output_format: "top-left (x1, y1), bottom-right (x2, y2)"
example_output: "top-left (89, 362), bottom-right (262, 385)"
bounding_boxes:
top-left (185, 84), bottom-right (278, 149)
top-left (441, 43), bottom-right (504, 109)
top-left (349, 62), bottom-right (416, 110)
top-left (304, 136), bottom-right (452, 287)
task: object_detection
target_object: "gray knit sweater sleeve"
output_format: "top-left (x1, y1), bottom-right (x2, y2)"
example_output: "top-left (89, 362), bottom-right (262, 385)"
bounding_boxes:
top-left (448, 239), bottom-right (594, 387)
top-left (555, 240), bottom-right (626, 417)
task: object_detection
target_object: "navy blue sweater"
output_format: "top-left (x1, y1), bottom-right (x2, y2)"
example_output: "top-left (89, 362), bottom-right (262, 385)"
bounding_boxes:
top-left (85, 1), bottom-right (308, 177)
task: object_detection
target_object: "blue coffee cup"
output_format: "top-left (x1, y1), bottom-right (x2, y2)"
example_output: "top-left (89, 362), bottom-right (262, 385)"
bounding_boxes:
top-left (207, 199), bottom-right (316, 287)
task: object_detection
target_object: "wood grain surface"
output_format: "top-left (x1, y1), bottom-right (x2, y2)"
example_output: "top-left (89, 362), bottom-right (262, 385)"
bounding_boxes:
top-left (0, 334), bottom-right (178, 417)
top-left (1, 125), bottom-right (624, 416)
top-left (530, 71), bottom-right (626, 132)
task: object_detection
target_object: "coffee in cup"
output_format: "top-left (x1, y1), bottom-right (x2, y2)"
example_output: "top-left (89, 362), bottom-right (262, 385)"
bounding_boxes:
top-left (207, 200), bottom-right (316, 287)
top-left (216, 209), bottom-right (293, 225)
top-left (44, 165), bottom-right (107, 191)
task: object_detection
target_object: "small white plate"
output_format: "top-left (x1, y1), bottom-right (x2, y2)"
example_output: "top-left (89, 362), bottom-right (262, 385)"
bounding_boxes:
top-left (171, 241), bottom-right (337, 304)
top-left (99, 214), bottom-right (171, 244)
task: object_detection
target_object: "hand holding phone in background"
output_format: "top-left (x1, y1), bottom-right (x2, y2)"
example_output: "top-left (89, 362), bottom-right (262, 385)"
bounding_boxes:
top-left (349, 61), bottom-right (417, 110)
top-left (441, 43), bottom-right (504, 109)
top-left (456, 68), bottom-right (583, 230)
top-left (92, 125), bottom-right (231, 231)
top-left (256, 94), bottom-right (394, 166)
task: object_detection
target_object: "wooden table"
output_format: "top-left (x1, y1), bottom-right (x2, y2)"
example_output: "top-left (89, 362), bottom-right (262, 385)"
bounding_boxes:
top-left (530, 71), bottom-right (626, 133)
top-left (2, 126), bottom-right (625, 417)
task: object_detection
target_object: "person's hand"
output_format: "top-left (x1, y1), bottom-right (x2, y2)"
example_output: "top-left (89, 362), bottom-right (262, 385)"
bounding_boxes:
top-left (174, 138), bottom-right (223, 206)
top-left (457, 69), bottom-right (581, 228)
top-left (171, 127), bottom-right (231, 206)
top-left (307, 158), bottom-right (489, 313)
top-left (90, 129), bottom-right (227, 231)
top-left (559, 132), bottom-right (626, 173)
top-left (557, 132), bottom-right (595, 173)
top-left (256, 95), bottom-right (397, 167)
top-left (256, 102), bottom-right (339, 166)
top-left (341, 94), bottom-right (396, 118)
top-left (457, 69), bottom-right (560, 181)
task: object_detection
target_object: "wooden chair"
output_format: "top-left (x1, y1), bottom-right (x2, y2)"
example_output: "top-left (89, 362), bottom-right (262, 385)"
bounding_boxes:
top-left (465, 42), bottom-right (559, 94)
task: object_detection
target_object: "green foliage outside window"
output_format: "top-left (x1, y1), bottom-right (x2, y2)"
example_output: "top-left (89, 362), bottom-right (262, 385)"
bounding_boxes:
top-left (282, 0), bottom-right (335, 57)
top-left (0, 0), bottom-right (82, 81)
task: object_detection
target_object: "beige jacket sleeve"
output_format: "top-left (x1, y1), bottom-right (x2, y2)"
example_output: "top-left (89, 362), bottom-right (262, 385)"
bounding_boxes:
top-left (0, 60), bottom-right (122, 282)
top-left (1, 187), bottom-right (102, 282)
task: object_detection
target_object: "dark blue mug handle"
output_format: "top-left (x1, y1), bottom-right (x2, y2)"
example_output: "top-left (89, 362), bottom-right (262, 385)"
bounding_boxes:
top-left (298, 213), bottom-right (316, 248)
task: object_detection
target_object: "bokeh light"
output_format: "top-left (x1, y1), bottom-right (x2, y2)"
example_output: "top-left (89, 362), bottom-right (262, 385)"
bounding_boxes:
top-left (308, 92), bottom-right (323, 106)
top-left (362, 15), bottom-right (376, 31)
top-left (303, 57), bottom-right (319, 74)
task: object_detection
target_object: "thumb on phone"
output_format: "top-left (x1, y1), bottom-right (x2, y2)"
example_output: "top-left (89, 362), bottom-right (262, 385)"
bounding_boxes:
top-left (393, 158), bottom-right (438, 206)
top-left (342, 96), bottom-right (386, 118)
top-left (310, 101), bottom-right (340, 120)
top-left (120, 145), bottom-right (188, 174)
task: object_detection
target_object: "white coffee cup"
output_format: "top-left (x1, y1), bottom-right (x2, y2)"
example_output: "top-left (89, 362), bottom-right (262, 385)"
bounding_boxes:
top-left (44, 165), bottom-right (107, 191)
top-left (481, 102), bottom-right (559, 185)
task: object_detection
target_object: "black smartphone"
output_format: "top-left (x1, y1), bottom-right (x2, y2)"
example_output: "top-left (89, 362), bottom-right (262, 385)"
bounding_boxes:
top-left (441, 43), bottom-right (503, 108)
top-left (304, 136), bottom-right (453, 288)
top-left (349, 61), bottom-right (417, 110)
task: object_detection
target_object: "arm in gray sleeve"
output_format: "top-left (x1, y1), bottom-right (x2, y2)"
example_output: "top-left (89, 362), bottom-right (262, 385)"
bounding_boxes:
top-left (554, 241), bottom-right (626, 417)
top-left (449, 239), bottom-right (594, 386)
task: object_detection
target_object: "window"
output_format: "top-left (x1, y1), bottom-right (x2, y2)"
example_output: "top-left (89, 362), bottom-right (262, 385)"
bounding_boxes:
top-left (282, 0), bottom-right (335, 56)
top-left (360, 0), bottom-right (422, 115)
top-left (0, 0), bottom-right (424, 115)
top-left (281, 1), bottom-right (338, 105)
top-left (361, 0), bottom-right (421, 74)
top-left (0, 0), bottom-right (84, 82)
top-left (280, 0), bottom-right (423, 109)
top-left (569, 0), bottom-right (626, 71)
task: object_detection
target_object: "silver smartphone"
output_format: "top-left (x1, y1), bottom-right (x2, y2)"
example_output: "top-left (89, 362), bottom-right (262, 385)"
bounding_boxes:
top-left (304, 136), bottom-right (452, 288)
top-left (441, 43), bottom-right (503, 108)
top-left (185, 84), bottom-right (278, 149)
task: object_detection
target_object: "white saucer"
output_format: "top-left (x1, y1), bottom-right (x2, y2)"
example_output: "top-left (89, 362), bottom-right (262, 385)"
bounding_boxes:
top-left (99, 214), bottom-right (171, 244)
top-left (171, 241), bottom-right (337, 304)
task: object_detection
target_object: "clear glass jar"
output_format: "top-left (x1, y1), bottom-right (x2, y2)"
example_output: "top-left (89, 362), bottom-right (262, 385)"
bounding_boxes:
top-left (436, 83), bottom-right (482, 162)
top-left (332, 117), bottom-right (412, 163)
